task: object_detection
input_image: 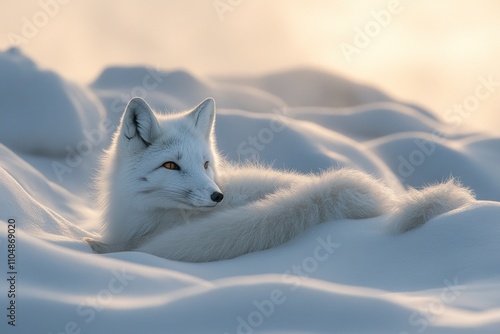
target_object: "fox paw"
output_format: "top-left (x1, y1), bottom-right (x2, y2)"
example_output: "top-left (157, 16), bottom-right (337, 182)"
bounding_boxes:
top-left (84, 237), bottom-right (110, 254)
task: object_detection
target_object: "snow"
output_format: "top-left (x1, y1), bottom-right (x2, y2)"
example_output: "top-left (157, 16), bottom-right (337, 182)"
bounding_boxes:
top-left (0, 48), bottom-right (105, 158)
top-left (1, 48), bottom-right (499, 333)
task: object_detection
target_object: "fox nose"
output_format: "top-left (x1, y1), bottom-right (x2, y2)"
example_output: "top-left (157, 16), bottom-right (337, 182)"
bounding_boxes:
top-left (210, 191), bottom-right (224, 203)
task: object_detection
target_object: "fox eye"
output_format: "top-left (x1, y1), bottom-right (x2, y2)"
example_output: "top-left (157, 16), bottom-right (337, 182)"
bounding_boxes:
top-left (204, 161), bottom-right (209, 169)
top-left (163, 161), bottom-right (180, 170)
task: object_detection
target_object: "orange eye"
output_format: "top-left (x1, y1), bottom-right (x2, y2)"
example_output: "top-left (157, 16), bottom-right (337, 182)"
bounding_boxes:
top-left (204, 161), bottom-right (209, 169)
top-left (163, 161), bottom-right (180, 170)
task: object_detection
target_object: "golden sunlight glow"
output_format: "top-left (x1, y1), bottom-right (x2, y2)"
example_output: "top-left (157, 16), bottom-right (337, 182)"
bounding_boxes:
top-left (1, 1), bottom-right (499, 132)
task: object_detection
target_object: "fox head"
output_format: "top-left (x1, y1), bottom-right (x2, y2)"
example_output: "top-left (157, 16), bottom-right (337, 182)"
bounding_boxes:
top-left (110, 97), bottom-right (223, 212)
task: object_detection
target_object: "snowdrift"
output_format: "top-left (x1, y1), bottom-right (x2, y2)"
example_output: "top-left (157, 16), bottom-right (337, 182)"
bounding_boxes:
top-left (1, 48), bottom-right (499, 333)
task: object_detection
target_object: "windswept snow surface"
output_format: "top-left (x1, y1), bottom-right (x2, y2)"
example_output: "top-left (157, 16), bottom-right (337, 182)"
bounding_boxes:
top-left (1, 48), bottom-right (499, 333)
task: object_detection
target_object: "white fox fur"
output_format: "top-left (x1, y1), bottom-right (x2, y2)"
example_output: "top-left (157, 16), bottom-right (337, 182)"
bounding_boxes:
top-left (85, 97), bottom-right (475, 262)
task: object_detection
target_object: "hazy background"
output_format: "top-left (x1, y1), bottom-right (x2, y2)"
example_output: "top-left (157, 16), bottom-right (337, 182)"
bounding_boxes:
top-left (1, 0), bottom-right (499, 133)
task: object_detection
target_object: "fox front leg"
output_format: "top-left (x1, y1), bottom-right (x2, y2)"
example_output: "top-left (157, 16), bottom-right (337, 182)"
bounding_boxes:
top-left (84, 238), bottom-right (126, 254)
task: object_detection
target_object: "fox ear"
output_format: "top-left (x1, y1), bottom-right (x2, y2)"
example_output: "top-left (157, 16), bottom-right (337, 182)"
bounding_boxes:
top-left (188, 98), bottom-right (216, 138)
top-left (121, 97), bottom-right (160, 148)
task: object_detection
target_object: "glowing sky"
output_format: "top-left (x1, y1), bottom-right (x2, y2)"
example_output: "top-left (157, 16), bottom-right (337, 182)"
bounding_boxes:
top-left (1, 0), bottom-right (499, 132)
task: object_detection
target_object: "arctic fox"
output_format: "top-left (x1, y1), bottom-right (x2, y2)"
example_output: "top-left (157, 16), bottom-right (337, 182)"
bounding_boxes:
top-left (85, 97), bottom-right (475, 262)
